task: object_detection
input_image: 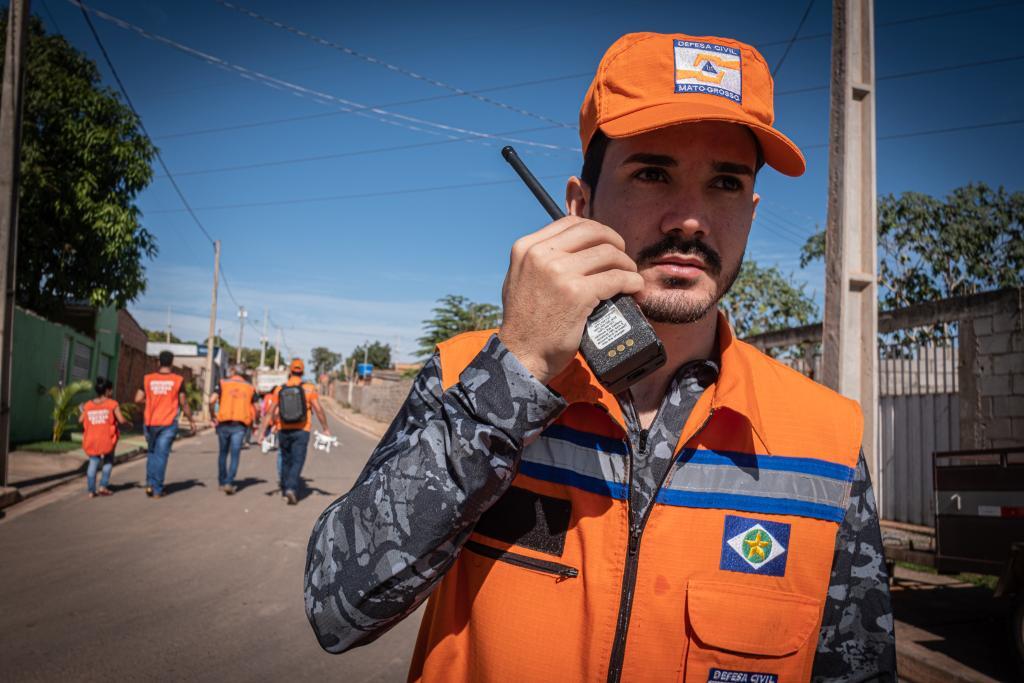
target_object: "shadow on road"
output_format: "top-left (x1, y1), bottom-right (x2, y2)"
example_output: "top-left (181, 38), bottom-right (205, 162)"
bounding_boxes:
top-left (163, 479), bottom-right (207, 495)
top-left (233, 477), bottom-right (267, 493)
top-left (892, 575), bottom-right (1016, 680)
top-left (297, 478), bottom-right (334, 502)
top-left (106, 482), bottom-right (140, 493)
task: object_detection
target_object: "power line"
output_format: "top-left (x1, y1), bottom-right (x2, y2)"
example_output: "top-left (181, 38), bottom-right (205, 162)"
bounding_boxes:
top-left (153, 72), bottom-right (589, 141)
top-left (802, 117), bottom-right (1024, 150)
top-left (154, 125), bottom-right (561, 179)
top-left (72, 2), bottom-right (579, 154)
top-left (778, 53), bottom-right (1024, 96)
top-left (771, 0), bottom-right (815, 79)
top-left (75, 1), bottom-right (217, 247)
top-left (213, 0), bottom-right (574, 129)
top-left (147, 173), bottom-right (569, 214)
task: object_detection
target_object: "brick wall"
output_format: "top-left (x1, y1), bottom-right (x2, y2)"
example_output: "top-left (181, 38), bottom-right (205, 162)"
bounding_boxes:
top-left (960, 293), bottom-right (1024, 449)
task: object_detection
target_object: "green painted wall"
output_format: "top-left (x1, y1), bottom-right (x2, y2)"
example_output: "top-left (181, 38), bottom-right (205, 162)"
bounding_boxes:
top-left (10, 306), bottom-right (121, 445)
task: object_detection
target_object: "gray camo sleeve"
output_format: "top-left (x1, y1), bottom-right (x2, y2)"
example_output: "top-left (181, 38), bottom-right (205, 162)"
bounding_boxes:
top-left (812, 451), bottom-right (897, 682)
top-left (304, 334), bottom-right (566, 653)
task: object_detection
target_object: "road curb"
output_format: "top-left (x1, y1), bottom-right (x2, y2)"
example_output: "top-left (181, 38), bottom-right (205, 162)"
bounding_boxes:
top-left (0, 428), bottom-right (210, 511)
top-left (897, 633), bottom-right (1000, 683)
top-left (320, 397), bottom-right (387, 440)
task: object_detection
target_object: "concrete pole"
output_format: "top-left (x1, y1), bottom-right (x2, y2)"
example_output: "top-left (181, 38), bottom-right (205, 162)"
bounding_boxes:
top-left (235, 306), bottom-right (246, 364)
top-left (203, 241), bottom-right (220, 420)
top-left (259, 306), bottom-right (268, 369)
top-left (274, 327), bottom-right (281, 370)
top-left (0, 0), bottom-right (31, 487)
top-left (822, 0), bottom-right (879, 488)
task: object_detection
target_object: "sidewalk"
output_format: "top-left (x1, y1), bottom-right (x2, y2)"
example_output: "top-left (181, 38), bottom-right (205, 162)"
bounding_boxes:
top-left (1, 427), bottom-right (209, 510)
top-left (320, 396), bottom-right (387, 439)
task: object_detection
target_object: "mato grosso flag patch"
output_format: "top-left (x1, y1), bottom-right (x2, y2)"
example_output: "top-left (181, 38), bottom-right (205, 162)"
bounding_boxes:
top-left (673, 39), bottom-right (742, 103)
top-left (719, 515), bottom-right (790, 576)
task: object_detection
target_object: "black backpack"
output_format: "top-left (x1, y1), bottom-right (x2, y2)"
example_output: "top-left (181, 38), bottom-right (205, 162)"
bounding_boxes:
top-left (278, 383), bottom-right (307, 424)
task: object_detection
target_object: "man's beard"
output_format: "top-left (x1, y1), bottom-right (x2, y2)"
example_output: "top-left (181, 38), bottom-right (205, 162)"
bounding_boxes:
top-left (633, 234), bottom-right (742, 324)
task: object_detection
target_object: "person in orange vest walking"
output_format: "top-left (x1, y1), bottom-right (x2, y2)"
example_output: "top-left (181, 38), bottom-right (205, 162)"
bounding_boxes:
top-left (134, 351), bottom-right (195, 498)
top-left (209, 364), bottom-right (258, 494)
top-left (259, 358), bottom-right (330, 505)
top-left (305, 32), bottom-right (895, 682)
top-left (78, 376), bottom-right (128, 498)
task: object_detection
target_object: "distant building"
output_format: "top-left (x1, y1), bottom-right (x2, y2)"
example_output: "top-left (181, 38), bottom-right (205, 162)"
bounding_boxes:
top-left (145, 341), bottom-right (225, 389)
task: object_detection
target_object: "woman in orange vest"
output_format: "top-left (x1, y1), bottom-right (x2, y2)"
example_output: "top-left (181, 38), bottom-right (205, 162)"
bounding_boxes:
top-left (304, 31), bottom-right (895, 683)
top-left (209, 364), bottom-right (257, 495)
top-left (78, 377), bottom-right (128, 498)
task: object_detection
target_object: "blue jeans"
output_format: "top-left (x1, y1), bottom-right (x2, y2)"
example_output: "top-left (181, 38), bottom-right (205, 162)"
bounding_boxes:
top-left (144, 423), bottom-right (178, 495)
top-left (278, 429), bottom-right (310, 494)
top-left (87, 454), bottom-right (114, 493)
top-left (216, 422), bottom-right (247, 486)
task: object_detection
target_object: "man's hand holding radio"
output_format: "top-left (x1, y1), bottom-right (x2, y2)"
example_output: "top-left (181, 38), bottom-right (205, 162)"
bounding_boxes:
top-left (498, 216), bottom-right (644, 386)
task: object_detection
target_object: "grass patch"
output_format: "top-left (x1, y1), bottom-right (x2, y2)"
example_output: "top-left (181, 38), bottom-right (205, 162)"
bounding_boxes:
top-left (896, 561), bottom-right (999, 591)
top-left (17, 440), bottom-right (82, 453)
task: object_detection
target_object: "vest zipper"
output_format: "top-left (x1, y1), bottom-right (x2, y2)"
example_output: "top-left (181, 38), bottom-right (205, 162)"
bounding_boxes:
top-left (463, 540), bottom-right (579, 580)
top-left (605, 408), bottom-right (715, 683)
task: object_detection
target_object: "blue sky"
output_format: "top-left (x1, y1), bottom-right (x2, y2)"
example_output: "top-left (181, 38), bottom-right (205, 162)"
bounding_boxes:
top-left (40, 0), bottom-right (1024, 363)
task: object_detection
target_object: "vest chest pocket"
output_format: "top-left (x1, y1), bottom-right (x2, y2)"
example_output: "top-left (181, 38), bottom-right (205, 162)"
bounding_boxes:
top-left (681, 580), bottom-right (821, 683)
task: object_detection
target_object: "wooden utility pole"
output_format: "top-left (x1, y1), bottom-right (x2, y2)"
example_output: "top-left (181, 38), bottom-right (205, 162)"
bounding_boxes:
top-left (203, 240), bottom-right (220, 419)
top-left (0, 0), bottom-right (31, 487)
top-left (822, 0), bottom-right (879, 485)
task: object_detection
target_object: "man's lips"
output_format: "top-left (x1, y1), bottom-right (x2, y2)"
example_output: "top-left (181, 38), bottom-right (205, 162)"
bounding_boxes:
top-left (647, 254), bottom-right (707, 276)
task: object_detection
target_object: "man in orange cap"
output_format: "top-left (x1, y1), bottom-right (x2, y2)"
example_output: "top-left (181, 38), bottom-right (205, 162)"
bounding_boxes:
top-left (262, 358), bottom-right (330, 505)
top-left (306, 33), bottom-right (895, 682)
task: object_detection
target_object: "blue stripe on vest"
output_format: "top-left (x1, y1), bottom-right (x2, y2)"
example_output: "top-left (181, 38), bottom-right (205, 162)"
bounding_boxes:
top-left (541, 424), bottom-right (628, 456)
top-left (518, 461), bottom-right (628, 500)
top-left (657, 489), bottom-right (846, 523)
top-left (680, 449), bottom-right (855, 481)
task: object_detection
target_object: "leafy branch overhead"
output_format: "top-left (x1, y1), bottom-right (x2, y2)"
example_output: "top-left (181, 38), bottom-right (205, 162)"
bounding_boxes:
top-left (7, 17), bottom-right (156, 315)
top-left (416, 295), bottom-right (501, 357)
top-left (800, 182), bottom-right (1024, 309)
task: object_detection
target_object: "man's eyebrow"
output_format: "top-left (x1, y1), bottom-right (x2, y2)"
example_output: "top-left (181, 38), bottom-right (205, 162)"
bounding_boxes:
top-left (621, 153), bottom-right (677, 167)
top-left (714, 161), bottom-right (755, 176)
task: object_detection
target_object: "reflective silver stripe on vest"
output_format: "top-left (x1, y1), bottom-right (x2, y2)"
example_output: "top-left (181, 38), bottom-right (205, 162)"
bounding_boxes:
top-left (663, 459), bottom-right (852, 511)
top-left (525, 435), bottom-right (626, 485)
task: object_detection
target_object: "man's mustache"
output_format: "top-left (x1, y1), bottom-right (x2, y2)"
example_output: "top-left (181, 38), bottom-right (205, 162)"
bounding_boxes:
top-left (635, 235), bottom-right (722, 275)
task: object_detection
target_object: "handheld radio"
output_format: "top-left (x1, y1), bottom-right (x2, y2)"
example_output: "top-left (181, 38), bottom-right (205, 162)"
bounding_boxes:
top-left (501, 146), bottom-right (666, 395)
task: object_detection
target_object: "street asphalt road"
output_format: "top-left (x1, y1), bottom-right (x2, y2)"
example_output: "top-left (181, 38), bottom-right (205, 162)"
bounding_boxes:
top-left (0, 410), bottom-right (422, 682)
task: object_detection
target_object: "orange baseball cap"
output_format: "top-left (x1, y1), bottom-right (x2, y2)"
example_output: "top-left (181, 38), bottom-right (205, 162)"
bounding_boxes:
top-left (579, 32), bottom-right (805, 177)
top-left (289, 358), bottom-right (304, 373)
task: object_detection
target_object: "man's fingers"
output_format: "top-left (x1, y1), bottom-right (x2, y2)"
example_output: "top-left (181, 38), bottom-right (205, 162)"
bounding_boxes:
top-left (553, 243), bottom-right (637, 277)
top-left (533, 220), bottom-right (627, 257)
top-left (509, 216), bottom-right (583, 263)
top-left (583, 270), bottom-right (646, 303)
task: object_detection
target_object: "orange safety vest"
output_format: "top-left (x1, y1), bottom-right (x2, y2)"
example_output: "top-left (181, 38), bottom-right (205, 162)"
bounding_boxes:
top-left (82, 397), bottom-right (119, 456)
top-left (143, 372), bottom-right (184, 427)
top-left (215, 375), bottom-right (256, 425)
top-left (411, 314), bottom-right (862, 683)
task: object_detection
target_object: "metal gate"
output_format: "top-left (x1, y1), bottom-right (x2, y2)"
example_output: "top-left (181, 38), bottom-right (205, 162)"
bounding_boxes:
top-left (878, 329), bottom-right (959, 526)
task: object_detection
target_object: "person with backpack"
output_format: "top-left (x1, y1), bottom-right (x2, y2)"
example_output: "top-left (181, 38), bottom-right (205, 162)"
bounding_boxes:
top-left (260, 358), bottom-right (330, 505)
top-left (134, 350), bottom-right (195, 498)
top-left (209, 364), bottom-right (258, 495)
top-left (78, 377), bottom-right (128, 498)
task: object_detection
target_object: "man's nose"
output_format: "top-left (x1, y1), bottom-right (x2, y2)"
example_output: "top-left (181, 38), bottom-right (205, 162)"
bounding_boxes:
top-left (659, 192), bottom-right (708, 239)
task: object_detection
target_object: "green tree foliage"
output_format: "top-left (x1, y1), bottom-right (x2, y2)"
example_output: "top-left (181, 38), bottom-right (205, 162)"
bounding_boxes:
top-left (347, 341), bottom-right (392, 371)
top-left (800, 182), bottom-right (1024, 309)
top-left (9, 17), bottom-right (156, 315)
top-left (310, 346), bottom-right (341, 376)
top-left (49, 379), bottom-right (92, 442)
top-left (416, 294), bottom-right (501, 357)
top-left (145, 329), bottom-right (183, 343)
top-left (721, 260), bottom-right (819, 338)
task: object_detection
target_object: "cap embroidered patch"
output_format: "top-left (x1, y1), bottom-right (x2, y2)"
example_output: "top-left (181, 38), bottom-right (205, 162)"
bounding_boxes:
top-left (673, 39), bottom-right (742, 103)
top-left (720, 515), bottom-right (790, 576)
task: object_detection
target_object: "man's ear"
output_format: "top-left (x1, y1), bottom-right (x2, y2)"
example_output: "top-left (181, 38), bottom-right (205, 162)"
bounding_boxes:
top-left (566, 176), bottom-right (591, 218)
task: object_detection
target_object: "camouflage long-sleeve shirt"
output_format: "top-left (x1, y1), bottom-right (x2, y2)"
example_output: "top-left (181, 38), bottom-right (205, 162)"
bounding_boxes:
top-left (305, 335), bottom-right (896, 681)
